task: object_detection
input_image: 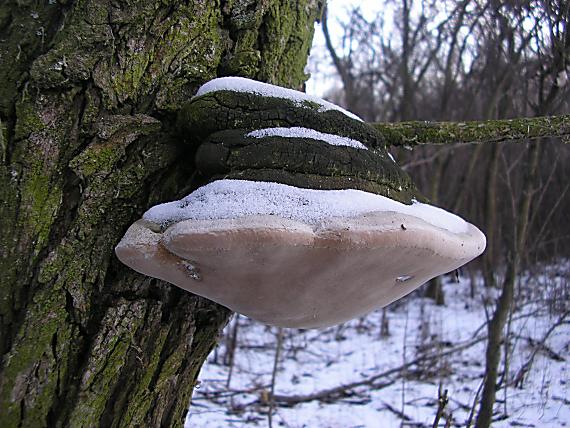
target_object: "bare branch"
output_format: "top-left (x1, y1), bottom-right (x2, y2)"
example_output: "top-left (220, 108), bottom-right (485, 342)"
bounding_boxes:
top-left (371, 114), bottom-right (570, 147)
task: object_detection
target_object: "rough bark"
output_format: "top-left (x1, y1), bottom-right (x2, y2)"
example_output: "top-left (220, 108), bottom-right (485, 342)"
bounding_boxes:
top-left (0, 1), bottom-right (323, 427)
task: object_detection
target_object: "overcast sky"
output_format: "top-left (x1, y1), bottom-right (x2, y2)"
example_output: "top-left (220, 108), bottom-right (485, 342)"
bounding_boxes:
top-left (306, 0), bottom-right (382, 96)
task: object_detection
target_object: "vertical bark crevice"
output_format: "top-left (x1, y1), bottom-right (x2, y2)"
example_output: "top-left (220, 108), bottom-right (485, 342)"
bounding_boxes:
top-left (0, 1), bottom-right (323, 427)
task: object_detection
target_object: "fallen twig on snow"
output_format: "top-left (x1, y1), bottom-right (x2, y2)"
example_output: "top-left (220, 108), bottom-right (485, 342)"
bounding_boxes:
top-left (512, 309), bottom-right (569, 388)
top-left (270, 336), bottom-right (486, 406)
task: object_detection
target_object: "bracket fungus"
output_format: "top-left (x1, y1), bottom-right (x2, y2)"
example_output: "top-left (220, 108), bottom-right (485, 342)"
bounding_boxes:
top-left (116, 77), bottom-right (486, 329)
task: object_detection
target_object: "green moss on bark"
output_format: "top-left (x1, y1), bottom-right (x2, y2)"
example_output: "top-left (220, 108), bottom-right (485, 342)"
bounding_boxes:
top-left (0, 1), bottom-right (324, 426)
top-left (14, 102), bottom-right (45, 141)
top-left (0, 2), bottom-right (64, 116)
top-left (66, 300), bottom-right (147, 426)
top-left (257, 1), bottom-right (320, 88)
top-left (0, 288), bottom-right (69, 427)
top-left (372, 114), bottom-right (570, 147)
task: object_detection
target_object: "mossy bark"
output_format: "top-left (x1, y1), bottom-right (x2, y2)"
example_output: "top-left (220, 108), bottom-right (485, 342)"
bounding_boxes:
top-left (0, 1), bottom-right (323, 427)
top-left (372, 115), bottom-right (570, 147)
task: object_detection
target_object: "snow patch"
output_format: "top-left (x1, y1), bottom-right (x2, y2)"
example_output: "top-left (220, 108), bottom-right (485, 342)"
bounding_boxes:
top-left (195, 77), bottom-right (363, 122)
top-left (143, 179), bottom-right (469, 234)
top-left (188, 267), bottom-right (570, 428)
top-left (246, 127), bottom-right (368, 150)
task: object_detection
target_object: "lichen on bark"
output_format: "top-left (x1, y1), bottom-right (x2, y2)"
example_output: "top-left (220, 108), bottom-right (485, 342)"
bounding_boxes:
top-left (372, 114), bottom-right (570, 147)
top-left (0, 1), bottom-right (324, 427)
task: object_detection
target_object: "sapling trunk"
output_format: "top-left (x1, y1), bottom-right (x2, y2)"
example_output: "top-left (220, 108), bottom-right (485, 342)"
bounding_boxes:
top-left (475, 142), bottom-right (541, 428)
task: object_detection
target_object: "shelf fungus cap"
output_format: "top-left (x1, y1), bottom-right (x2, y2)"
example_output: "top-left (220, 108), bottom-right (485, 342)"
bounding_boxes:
top-left (115, 180), bottom-right (486, 329)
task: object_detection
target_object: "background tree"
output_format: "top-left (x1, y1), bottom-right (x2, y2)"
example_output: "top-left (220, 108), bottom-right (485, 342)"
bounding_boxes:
top-left (0, 1), bottom-right (323, 426)
top-left (318, 0), bottom-right (569, 425)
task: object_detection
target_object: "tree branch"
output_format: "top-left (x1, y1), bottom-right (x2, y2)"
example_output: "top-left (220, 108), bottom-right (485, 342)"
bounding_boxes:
top-left (371, 114), bottom-right (570, 147)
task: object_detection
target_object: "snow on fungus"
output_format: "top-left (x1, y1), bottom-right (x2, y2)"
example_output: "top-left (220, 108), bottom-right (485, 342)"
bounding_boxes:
top-left (195, 76), bottom-right (363, 122)
top-left (246, 127), bottom-right (368, 150)
top-left (116, 180), bottom-right (486, 329)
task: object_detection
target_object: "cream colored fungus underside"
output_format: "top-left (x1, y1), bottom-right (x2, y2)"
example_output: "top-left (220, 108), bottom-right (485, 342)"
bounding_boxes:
top-left (116, 212), bottom-right (485, 329)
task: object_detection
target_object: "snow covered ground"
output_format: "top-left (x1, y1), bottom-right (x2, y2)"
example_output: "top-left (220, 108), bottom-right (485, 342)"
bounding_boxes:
top-left (186, 264), bottom-right (569, 427)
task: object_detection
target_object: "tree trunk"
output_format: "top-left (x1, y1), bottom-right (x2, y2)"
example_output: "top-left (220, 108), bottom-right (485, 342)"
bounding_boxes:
top-left (475, 142), bottom-right (541, 428)
top-left (0, 1), bottom-right (322, 427)
top-left (424, 151), bottom-right (448, 305)
top-left (482, 144), bottom-right (500, 288)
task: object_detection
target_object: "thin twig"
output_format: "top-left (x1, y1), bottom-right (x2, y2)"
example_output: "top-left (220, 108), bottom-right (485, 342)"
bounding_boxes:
top-left (432, 386), bottom-right (449, 428)
top-left (465, 378), bottom-right (485, 428)
top-left (271, 336), bottom-right (485, 406)
top-left (268, 328), bottom-right (284, 428)
top-left (225, 315), bottom-right (240, 388)
top-left (382, 400), bottom-right (414, 422)
top-left (512, 309), bottom-right (570, 388)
